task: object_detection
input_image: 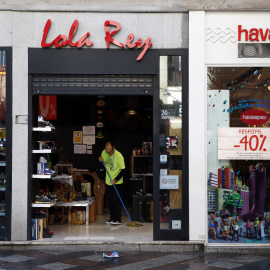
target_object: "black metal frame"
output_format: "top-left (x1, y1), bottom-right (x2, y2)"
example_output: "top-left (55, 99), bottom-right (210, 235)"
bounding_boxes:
top-left (0, 47), bottom-right (12, 241)
top-left (28, 48), bottom-right (188, 241)
top-left (153, 49), bottom-right (189, 241)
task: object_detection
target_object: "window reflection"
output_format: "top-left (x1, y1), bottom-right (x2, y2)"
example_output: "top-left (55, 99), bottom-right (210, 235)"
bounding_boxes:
top-left (159, 56), bottom-right (182, 230)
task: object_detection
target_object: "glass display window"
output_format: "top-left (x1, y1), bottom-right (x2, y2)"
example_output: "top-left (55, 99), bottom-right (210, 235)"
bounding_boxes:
top-left (207, 67), bottom-right (270, 244)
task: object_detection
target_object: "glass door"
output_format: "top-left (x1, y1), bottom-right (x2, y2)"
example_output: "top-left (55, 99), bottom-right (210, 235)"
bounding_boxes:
top-left (154, 52), bottom-right (188, 241)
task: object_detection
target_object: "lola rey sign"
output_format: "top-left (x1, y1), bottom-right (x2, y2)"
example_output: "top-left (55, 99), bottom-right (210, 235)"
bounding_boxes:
top-left (218, 127), bottom-right (270, 160)
top-left (41, 19), bottom-right (152, 61)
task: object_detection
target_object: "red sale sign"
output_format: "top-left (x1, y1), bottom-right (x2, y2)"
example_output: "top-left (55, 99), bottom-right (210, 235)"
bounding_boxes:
top-left (218, 127), bottom-right (270, 160)
top-left (38, 96), bottom-right (57, 120)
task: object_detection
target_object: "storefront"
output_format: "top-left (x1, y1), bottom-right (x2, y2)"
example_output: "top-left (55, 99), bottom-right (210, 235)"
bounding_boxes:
top-left (190, 11), bottom-right (270, 246)
top-left (0, 11), bottom-right (189, 242)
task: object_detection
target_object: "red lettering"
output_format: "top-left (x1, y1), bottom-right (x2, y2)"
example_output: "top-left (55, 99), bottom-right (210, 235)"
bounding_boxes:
top-left (104, 20), bottom-right (124, 48)
top-left (68, 20), bottom-right (79, 47)
top-left (41, 19), bottom-right (93, 49)
top-left (125, 34), bottom-right (152, 60)
top-left (259, 28), bottom-right (269, 41)
top-left (77, 33), bottom-right (93, 48)
top-left (125, 34), bottom-right (138, 48)
top-left (136, 37), bottom-right (152, 61)
top-left (249, 28), bottom-right (259, 41)
top-left (41, 19), bottom-right (152, 61)
top-left (41, 19), bottom-right (55, 47)
top-left (238, 25), bottom-right (248, 41)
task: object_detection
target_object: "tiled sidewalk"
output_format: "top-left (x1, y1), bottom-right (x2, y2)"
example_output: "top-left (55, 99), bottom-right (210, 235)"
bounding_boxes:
top-left (0, 250), bottom-right (269, 269)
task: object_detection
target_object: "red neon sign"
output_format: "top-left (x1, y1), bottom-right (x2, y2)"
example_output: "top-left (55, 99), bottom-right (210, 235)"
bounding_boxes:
top-left (41, 19), bottom-right (152, 61)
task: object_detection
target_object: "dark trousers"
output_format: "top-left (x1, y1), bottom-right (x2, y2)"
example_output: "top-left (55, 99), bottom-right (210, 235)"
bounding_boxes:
top-left (106, 184), bottom-right (122, 222)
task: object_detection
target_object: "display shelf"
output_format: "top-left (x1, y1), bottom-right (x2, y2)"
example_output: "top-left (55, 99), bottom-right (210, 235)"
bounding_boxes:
top-left (32, 201), bottom-right (56, 207)
top-left (52, 174), bottom-right (73, 187)
top-left (132, 173), bottom-right (153, 176)
top-left (32, 174), bottom-right (53, 179)
top-left (130, 156), bottom-right (153, 193)
top-left (32, 127), bottom-right (55, 132)
top-left (32, 149), bottom-right (55, 154)
top-left (54, 200), bottom-right (92, 207)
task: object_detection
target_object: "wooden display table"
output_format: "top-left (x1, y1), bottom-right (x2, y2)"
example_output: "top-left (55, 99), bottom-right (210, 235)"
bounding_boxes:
top-left (54, 200), bottom-right (92, 225)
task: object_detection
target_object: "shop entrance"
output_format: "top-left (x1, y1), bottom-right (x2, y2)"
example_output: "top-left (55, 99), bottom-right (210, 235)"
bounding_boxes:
top-left (30, 86), bottom-right (154, 242)
top-left (28, 48), bottom-right (189, 242)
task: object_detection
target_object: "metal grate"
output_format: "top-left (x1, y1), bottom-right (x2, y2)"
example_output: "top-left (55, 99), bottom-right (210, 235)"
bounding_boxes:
top-left (238, 43), bottom-right (270, 58)
top-left (32, 75), bottom-right (153, 94)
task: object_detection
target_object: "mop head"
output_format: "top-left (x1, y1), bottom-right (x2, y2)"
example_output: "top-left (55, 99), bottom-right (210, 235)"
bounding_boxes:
top-left (126, 221), bottom-right (143, 227)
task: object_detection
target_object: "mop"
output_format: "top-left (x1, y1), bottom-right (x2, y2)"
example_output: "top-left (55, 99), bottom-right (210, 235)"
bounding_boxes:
top-left (102, 161), bottom-right (143, 227)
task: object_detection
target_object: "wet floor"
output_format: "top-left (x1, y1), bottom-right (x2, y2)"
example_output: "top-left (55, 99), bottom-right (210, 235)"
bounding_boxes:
top-left (0, 249), bottom-right (269, 269)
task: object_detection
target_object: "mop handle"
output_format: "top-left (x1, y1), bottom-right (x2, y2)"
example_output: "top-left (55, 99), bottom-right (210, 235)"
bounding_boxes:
top-left (102, 161), bottom-right (133, 223)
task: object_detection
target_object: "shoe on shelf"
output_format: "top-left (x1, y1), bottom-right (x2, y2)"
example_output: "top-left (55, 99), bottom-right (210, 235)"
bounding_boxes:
top-left (35, 195), bottom-right (52, 203)
top-left (45, 121), bottom-right (55, 129)
top-left (111, 220), bottom-right (121, 225)
top-left (33, 210), bottom-right (47, 219)
top-left (106, 219), bottom-right (114, 224)
top-left (38, 114), bottom-right (46, 123)
top-left (39, 156), bottom-right (47, 163)
top-left (44, 168), bottom-right (55, 175)
top-left (42, 144), bottom-right (54, 150)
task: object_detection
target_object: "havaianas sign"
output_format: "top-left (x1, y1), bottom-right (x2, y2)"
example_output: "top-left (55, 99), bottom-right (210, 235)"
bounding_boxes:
top-left (41, 19), bottom-right (152, 61)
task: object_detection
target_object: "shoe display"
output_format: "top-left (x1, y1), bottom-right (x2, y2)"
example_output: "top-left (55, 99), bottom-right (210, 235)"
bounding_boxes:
top-left (43, 227), bottom-right (53, 236)
top-left (42, 144), bottom-right (55, 150)
top-left (44, 168), bottom-right (55, 175)
top-left (35, 195), bottom-right (53, 203)
top-left (43, 230), bottom-right (53, 238)
top-left (47, 193), bottom-right (57, 201)
top-left (45, 121), bottom-right (55, 129)
top-left (106, 219), bottom-right (114, 224)
top-left (33, 210), bottom-right (47, 219)
top-left (39, 156), bottom-right (47, 163)
top-left (38, 114), bottom-right (46, 123)
top-left (111, 220), bottom-right (121, 225)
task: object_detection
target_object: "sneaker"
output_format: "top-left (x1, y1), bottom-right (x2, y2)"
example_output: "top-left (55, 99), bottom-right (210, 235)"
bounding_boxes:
top-left (42, 144), bottom-right (54, 150)
top-left (45, 121), bottom-right (55, 129)
top-left (38, 114), bottom-right (46, 123)
top-left (106, 219), bottom-right (114, 224)
top-left (111, 220), bottom-right (121, 225)
top-left (44, 168), bottom-right (55, 175)
top-left (35, 195), bottom-right (52, 203)
top-left (39, 156), bottom-right (47, 163)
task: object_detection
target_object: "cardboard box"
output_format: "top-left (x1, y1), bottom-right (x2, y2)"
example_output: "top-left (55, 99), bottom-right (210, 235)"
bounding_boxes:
top-left (31, 219), bottom-right (38, 240)
top-left (38, 219), bottom-right (43, 239)
top-left (37, 162), bottom-right (46, 175)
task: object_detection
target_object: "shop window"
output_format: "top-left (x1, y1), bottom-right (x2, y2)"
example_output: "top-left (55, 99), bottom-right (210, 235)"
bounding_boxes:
top-left (159, 56), bottom-right (182, 230)
top-left (0, 50), bottom-right (7, 240)
top-left (207, 67), bottom-right (270, 244)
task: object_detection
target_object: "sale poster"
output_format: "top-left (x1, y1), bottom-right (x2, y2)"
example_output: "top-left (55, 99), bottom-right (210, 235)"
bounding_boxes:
top-left (218, 127), bottom-right (270, 160)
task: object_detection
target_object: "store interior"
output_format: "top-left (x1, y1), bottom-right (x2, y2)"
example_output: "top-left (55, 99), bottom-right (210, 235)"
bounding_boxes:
top-left (31, 94), bottom-right (154, 241)
top-left (207, 67), bottom-right (270, 244)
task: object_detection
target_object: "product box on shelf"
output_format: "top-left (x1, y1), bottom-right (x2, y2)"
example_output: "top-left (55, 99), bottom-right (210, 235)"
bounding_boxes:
top-left (31, 219), bottom-right (38, 240)
top-left (37, 162), bottom-right (47, 175)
